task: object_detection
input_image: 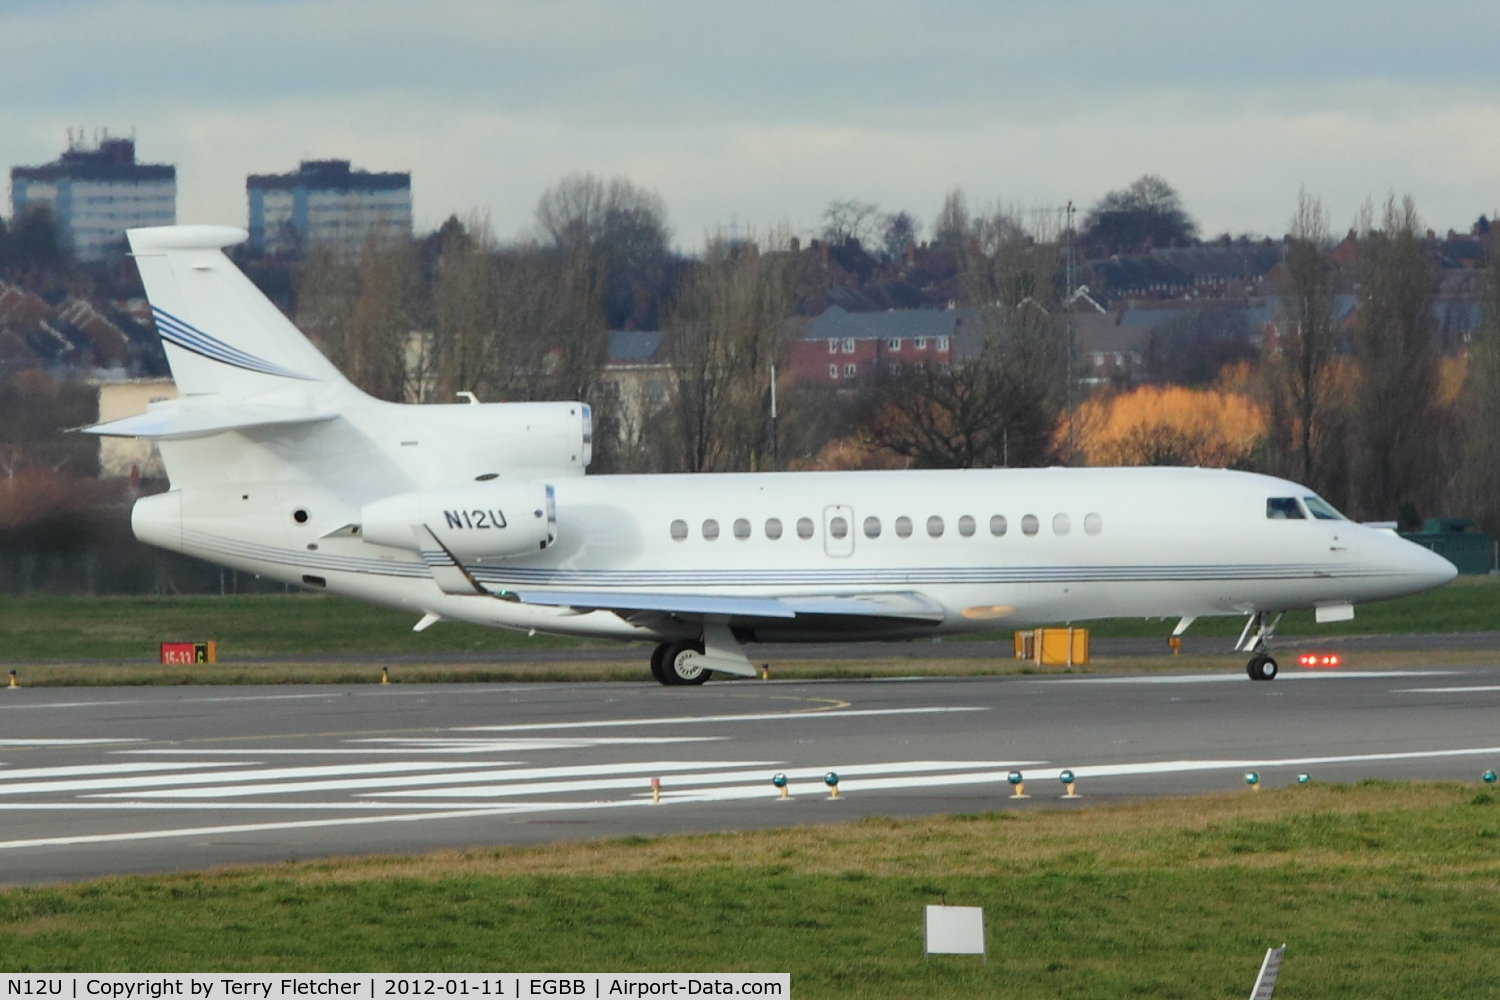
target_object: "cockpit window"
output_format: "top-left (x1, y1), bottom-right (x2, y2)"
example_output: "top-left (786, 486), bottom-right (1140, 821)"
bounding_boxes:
top-left (1266, 497), bottom-right (1306, 520)
top-left (1303, 496), bottom-right (1345, 521)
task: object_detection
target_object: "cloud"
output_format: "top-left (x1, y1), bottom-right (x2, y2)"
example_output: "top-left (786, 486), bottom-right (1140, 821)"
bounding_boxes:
top-left (4, 0), bottom-right (1499, 244)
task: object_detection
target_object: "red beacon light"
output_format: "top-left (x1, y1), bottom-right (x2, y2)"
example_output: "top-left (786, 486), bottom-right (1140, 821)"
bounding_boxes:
top-left (1297, 652), bottom-right (1342, 669)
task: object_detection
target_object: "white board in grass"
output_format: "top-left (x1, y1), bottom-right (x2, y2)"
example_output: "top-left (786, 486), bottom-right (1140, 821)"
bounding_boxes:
top-left (924, 905), bottom-right (985, 961)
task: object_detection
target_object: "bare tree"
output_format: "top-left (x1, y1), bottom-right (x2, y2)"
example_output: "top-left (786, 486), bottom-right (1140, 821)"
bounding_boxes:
top-left (535, 173), bottom-right (671, 329)
top-left (295, 233), bottom-right (419, 401)
top-left (1455, 238), bottom-right (1500, 533)
top-left (930, 188), bottom-right (970, 250)
top-left (819, 200), bottom-right (883, 251)
top-left (1083, 175), bottom-right (1198, 254)
top-left (1261, 191), bottom-right (1343, 496)
top-left (1349, 195), bottom-right (1441, 524)
top-left (661, 230), bottom-right (797, 473)
top-left (881, 211), bottom-right (922, 262)
top-left (868, 210), bottom-right (1067, 468)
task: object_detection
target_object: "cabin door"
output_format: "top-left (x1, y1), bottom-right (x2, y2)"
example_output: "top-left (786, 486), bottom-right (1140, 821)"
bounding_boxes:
top-left (823, 505), bottom-right (855, 557)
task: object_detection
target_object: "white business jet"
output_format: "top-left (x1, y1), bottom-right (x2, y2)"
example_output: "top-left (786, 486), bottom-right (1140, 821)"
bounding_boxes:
top-left (87, 226), bottom-right (1457, 685)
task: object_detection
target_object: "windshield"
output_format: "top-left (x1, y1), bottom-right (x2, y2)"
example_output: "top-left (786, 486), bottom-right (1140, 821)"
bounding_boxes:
top-left (1266, 498), bottom-right (1305, 520)
top-left (1303, 495), bottom-right (1345, 521)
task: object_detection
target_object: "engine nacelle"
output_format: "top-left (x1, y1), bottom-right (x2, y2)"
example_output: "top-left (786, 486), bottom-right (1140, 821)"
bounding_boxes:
top-left (361, 482), bottom-right (556, 559)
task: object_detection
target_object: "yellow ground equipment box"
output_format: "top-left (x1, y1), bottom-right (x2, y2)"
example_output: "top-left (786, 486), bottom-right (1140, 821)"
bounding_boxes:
top-left (1013, 628), bottom-right (1089, 666)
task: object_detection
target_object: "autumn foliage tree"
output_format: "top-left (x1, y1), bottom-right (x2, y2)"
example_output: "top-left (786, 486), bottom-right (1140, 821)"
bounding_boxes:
top-left (1070, 385), bottom-right (1266, 468)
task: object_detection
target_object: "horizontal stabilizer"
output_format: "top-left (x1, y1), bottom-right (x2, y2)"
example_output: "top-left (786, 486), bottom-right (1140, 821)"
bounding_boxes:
top-left (82, 404), bottom-right (337, 440)
top-left (512, 590), bottom-right (796, 619)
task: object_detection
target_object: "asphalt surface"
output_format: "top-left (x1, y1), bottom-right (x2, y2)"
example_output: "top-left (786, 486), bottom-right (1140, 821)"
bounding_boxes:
top-left (4, 661), bottom-right (1500, 885)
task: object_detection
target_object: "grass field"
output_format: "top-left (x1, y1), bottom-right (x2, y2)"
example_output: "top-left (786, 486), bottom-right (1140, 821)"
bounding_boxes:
top-left (3, 782), bottom-right (1500, 996)
top-left (1, 576), bottom-right (1495, 663)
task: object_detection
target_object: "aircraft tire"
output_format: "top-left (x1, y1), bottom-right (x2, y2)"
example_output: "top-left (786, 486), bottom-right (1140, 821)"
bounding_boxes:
top-left (650, 643), bottom-right (672, 685)
top-left (664, 641), bottom-right (711, 686)
top-left (1246, 655), bottom-right (1278, 681)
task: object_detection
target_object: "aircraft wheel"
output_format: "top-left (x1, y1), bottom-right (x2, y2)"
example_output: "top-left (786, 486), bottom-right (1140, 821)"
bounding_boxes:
top-left (650, 643), bottom-right (672, 685)
top-left (664, 641), bottom-right (710, 686)
top-left (1246, 655), bottom-right (1279, 681)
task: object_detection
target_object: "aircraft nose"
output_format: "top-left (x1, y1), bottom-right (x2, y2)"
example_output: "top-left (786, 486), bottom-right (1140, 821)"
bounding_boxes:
top-left (1413, 544), bottom-right (1460, 588)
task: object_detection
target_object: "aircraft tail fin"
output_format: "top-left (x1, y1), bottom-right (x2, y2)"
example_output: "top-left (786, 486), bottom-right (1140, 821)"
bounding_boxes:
top-left (127, 226), bottom-right (350, 399)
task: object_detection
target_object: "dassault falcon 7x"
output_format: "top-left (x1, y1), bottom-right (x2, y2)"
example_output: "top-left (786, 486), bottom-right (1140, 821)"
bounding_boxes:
top-left (87, 226), bottom-right (1458, 685)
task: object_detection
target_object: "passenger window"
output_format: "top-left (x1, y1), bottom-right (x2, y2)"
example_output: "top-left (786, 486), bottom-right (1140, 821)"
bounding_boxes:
top-left (670, 519), bottom-right (688, 541)
top-left (863, 516), bottom-right (881, 538)
top-left (702, 519), bottom-right (720, 540)
top-left (1021, 514), bottom-right (1039, 536)
top-left (990, 515), bottom-right (1007, 536)
top-left (1053, 513), bottom-right (1071, 536)
top-left (830, 516), bottom-right (849, 539)
top-left (765, 518), bottom-right (783, 539)
top-left (1084, 513), bottom-right (1103, 535)
top-left (733, 518), bottom-right (751, 539)
top-left (796, 517), bottom-right (815, 539)
top-left (958, 515), bottom-right (975, 537)
top-left (927, 515), bottom-right (944, 538)
top-left (1266, 498), bottom-right (1306, 520)
top-left (1303, 496), bottom-right (1344, 520)
top-left (895, 516), bottom-right (913, 538)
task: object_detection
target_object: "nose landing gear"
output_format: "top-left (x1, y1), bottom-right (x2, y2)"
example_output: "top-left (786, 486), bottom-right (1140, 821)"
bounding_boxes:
top-left (651, 640), bottom-right (710, 686)
top-left (1237, 611), bottom-right (1284, 682)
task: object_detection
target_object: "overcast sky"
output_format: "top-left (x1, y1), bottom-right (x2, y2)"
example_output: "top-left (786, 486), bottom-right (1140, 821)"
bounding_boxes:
top-left (5, 0), bottom-right (1499, 250)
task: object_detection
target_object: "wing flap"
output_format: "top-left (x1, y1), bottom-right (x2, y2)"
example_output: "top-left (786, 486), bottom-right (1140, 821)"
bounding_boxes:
top-left (509, 589), bottom-right (947, 623)
top-left (81, 404), bottom-right (337, 440)
top-left (511, 590), bottom-right (796, 619)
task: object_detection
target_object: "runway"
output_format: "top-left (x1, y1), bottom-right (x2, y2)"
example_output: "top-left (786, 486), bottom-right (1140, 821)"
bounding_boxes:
top-left (3, 662), bottom-right (1500, 884)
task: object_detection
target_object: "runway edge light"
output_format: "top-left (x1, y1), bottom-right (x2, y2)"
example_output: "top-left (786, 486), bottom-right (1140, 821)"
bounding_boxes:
top-left (1297, 773), bottom-right (1311, 785)
top-left (1008, 771), bottom-right (1028, 799)
top-left (772, 773), bottom-right (789, 800)
top-left (1484, 770), bottom-right (1497, 785)
top-left (1245, 771), bottom-right (1260, 790)
top-left (824, 771), bottom-right (840, 799)
top-left (1059, 769), bottom-right (1078, 798)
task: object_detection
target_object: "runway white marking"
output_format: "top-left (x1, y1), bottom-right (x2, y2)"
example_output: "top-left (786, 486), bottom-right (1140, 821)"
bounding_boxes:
top-left (122, 738), bottom-right (725, 755)
top-left (456, 706), bottom-right (987, 732)
top-left (5, 743), bottom-right (1500, 851)
top-left (0, 762), bottom-right (248, 780)
top-left (1048, 671), bottom-right (1464, 685)
top-left (1393, 686), bottom-right (1500, 694)
top-left (0, 760), bottom-right (502, 796)
top-left (96, 760), bottom-right (782, 799)
top-left (0, 692), bottom-right (365, 711)
top-left (0, 739), bottom-right (146, 746)
top-left (371, 760), bottom-right (1035, 800)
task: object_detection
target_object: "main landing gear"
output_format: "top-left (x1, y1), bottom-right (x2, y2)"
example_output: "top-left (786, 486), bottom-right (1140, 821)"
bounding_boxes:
top-left (650, 640), bottom-right (710, 686)
top-left (1237, 611), bottom-right (1283, 682)
top-left (649, 623), bottom-right (760, 686)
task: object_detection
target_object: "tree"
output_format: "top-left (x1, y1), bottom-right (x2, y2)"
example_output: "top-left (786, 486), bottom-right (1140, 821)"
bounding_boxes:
top-left (1082, 175), bottom-right (1197, 255)
top-left (1261, 191), bottom-right (1343, 496)
top-left (1348, 195), bottom-right (1441, 524)
top-left (11, 207), bottom-right (64, 268)
top-left (661, 231), bottom-right (796, 473)
top-left (930, 188), bottom-right (970, 250)
top-left (866, 211), bottom-right (1067, 468)
top-left (819, 200), bottom-right (883, 251)
top-left (879, 211), bottom-right (922, 263)
top-left (294, 233), bottom-right (420, 401)
top-left (1069, 385), bottom-right (1266, 468)
top-left (535, 173), bottom-right (671, 329)
top-left (1455, 236), bottom-right (1500, 534)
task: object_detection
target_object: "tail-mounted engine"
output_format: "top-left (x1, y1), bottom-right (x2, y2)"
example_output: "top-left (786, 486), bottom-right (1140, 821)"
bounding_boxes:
top-left (361, 482), bottom-right (556, 560)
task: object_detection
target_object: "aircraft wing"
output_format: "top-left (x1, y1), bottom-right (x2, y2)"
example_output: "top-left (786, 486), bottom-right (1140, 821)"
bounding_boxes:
top-left (510, 589), bottom-right (945, 623)
top-left (81, 404), bottom-right (337, 440)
